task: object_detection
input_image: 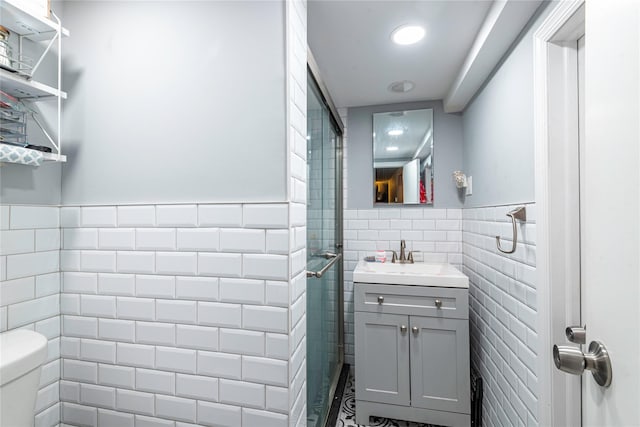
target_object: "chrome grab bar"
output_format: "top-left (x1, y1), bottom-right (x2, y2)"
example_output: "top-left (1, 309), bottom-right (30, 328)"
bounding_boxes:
top-left (307, 253), bottom-right (342, 278)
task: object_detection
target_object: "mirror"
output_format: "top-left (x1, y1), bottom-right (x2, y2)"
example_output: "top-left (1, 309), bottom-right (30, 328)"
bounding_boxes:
top-left (373, 108), bottom-right (434, 205)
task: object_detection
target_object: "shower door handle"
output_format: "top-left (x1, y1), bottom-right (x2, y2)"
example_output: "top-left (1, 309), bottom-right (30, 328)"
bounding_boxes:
top-left (306, 253), bottom-right (342, 278)
top-left (315, 251), bottom-right (339, 259)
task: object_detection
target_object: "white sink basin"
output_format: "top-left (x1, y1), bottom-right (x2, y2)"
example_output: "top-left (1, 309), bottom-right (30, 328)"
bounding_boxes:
top-left (353, 260), bottom-right (469, 288)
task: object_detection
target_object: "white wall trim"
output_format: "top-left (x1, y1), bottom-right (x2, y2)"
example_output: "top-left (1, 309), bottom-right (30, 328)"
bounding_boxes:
top-left (443, 0), bottom-right (543, 113)
top-left (533, 1), bottom-right (585, 426)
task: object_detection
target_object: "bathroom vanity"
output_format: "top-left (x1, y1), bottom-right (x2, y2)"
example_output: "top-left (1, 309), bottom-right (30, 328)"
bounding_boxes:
top-left (353, 261), bottom-right (470, 427)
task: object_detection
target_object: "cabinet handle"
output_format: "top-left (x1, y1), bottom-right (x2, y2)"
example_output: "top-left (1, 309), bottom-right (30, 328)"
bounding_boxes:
top-left (435, 299), bottom-right (442, 309)
top-left (412, 326), bottom-right (419, 335)
top-left (377, 296), bottom-right (384, 304)
top-left (400, 325), bottom-right (407, 334)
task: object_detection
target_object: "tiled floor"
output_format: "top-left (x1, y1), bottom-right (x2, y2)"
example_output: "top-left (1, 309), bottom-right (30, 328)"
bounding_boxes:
top-left (336, 373), bottom-right (438, 427)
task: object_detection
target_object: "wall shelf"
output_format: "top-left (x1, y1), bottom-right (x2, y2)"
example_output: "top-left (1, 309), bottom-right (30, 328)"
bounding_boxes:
top-left (0, 0), bottom-right (70, 40)
top-left (41, 150), bottom-right (66, 162)
top-left (0, 0), bottom-right (69, 163)
top-left (0, 68), bottom-right (67, 99)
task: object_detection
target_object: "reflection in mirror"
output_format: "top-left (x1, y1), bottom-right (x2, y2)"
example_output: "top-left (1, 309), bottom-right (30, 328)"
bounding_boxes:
top-left (373, 108), bottom-right (434, 205)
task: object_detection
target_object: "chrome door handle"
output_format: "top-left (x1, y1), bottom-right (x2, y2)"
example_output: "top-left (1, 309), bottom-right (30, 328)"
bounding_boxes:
top-left (400, 325), bottom-right (407, 334)
top-left (411, 326), bottom-right (419, 335)
top-left (434, 299), bottom-right (442, 308)
top-left (553, 340), bottom-right (612, 387)
top-left (377, 296), bottom-right (384, 304)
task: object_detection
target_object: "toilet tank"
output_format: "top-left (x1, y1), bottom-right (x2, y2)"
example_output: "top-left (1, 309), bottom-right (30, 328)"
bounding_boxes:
top-left (0, 329), bottom-right (48, 427)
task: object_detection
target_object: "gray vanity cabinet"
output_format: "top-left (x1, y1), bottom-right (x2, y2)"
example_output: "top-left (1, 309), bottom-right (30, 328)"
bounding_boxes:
top-left (355, 312), bottom-right (410, 405)
top-left (354, 282), bottom-right (470, 427)
top-left (409, 316), bottom-right (470, 414)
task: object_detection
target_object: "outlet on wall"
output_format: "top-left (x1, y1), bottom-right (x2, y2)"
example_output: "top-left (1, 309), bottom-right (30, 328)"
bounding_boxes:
top-left (466, 176), bottom-right (473, 196)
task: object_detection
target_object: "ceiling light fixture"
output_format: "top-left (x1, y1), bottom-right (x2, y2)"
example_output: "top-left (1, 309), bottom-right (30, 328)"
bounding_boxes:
top-left (388, 80), bottom-right (415, 93)
top-left (386, 146), bottom-right (399, 151)
top-left (388, 129), bottom-right (404, 136)
top-left (391, 25), bottom-right (425, 45)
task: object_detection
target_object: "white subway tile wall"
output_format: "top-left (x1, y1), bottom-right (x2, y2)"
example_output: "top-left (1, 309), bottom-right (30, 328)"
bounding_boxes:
top-left (463, 204), bottom-right (538, 427)
top-left (340, 108), bottom-right (539, 426)
top-left (4, 7), bottom-right (307, 426)
top-left (58, 203), bottom-right (298, 426)
top-left (0, 205), bottom-right (61, 426)
top-left (287, 0), bottom-right (308, 426)
top-left (342, 207), bottom-right (463, 366)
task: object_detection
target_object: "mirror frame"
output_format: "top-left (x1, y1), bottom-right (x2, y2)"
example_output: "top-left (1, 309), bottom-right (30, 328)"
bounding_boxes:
top-left (372, 108), bottom-right (434, 206)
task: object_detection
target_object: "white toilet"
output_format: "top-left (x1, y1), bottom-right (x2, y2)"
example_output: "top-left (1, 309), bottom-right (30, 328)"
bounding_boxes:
top-left (0, 330), bottom-right (48, 427)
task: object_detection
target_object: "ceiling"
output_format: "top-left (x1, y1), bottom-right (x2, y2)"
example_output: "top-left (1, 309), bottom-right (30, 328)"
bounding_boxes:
top-left (307, 0), bottom-right (543, 110)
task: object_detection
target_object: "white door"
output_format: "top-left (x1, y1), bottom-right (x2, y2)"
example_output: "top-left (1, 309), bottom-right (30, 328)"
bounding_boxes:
top-left (582, 0), bottom-right (640, 424)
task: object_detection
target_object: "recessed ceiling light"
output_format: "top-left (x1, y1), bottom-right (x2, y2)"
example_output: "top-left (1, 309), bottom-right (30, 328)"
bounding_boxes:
top-left (386, 146), bottom-right (399, 151)
top-left (388, 129), bottom-right (404, 136)
top-left (391, 25), bottom-right (425, 45)
top-left (388, 80), bottom-right (415, 93)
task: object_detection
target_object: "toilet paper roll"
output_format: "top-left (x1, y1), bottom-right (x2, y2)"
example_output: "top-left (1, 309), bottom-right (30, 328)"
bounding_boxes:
top-left (0, 143), bottom-right (44, 166)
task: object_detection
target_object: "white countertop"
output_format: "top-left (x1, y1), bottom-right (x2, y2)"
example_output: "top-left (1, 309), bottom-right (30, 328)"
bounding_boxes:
top-left (353, 260), bottom-right (469, 288)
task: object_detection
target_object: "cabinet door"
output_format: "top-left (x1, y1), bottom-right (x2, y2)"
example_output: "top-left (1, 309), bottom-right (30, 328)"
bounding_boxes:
top-left (410, 316), bottom-right (470, 414)
top-left (355, 312), bottom-right (410, 405)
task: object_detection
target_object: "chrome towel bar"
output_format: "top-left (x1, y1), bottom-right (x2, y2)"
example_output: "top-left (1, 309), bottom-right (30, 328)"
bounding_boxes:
top-left (496, 206), bottom-right (526, 254)
top-left (307, 253), bottom-right (342, 278)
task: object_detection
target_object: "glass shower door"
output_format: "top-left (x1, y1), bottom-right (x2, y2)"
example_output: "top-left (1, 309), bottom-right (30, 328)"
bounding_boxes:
top-left (306, 77), bottom-right (343, 427)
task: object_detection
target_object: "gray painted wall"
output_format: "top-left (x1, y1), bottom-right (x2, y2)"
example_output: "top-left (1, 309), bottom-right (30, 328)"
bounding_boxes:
top-left (0, 164), bottom-right (61, 205)
top-left (60, 1), bottom-right (287, 205)
top-left (347, 100), bottom-right (464, 209)
top-left (461, 4), bottom-right (550, 208)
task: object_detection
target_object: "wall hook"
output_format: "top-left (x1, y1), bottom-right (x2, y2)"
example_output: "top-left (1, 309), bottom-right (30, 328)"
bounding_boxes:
top-left (496, 206), bottom-right (526, 254)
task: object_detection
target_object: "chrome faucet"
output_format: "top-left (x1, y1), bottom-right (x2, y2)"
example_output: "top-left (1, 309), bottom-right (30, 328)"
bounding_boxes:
top-left (399, 240), bottom-right (406, 262)
top-left (390, 240), bottom-right (414, 264)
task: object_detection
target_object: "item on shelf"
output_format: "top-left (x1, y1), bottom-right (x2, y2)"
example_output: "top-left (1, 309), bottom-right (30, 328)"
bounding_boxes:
top-left (17, 0), bottom-right (51, 19)
top-left (0, 90), bottom-right (22, 110)
top-left (25, 144), bottom-right (51, 153)
top-left (0, 26), bottom-right (11, 70)
top-left (0, 143), bottom-right (44, 166)
top-left (0, 108), bottom-right (27, 147)
top-left (0, 28), bottom-right (30, 75)
top-left (0, 141), bottom-right (27, 147)
top-left (1, 91), bottom-right (31, 148)
top-left (9, 53), bottom-right (34, 76)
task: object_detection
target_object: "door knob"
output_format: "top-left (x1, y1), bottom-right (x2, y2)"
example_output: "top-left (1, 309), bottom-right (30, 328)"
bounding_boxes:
top-left (553, 340), bottom-right (612, 387)
top-left (400, 325), bottom-right (407, 334)
top-left (565, 326), bottom-right (586, 344)
top-left (411, 326), bottom-right (419, 335)
top-left (553, 345), bottom-right (585, 375)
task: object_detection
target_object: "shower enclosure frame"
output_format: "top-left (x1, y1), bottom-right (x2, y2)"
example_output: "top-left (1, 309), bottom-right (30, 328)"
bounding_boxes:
top-left (307, 49), bottom-right (345, 427)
